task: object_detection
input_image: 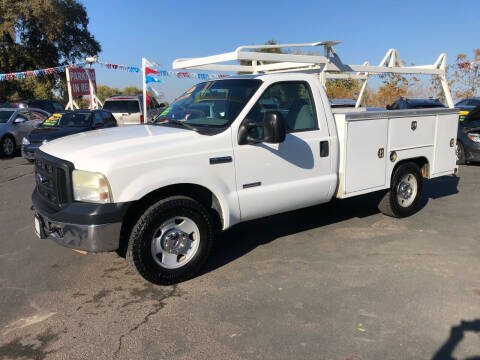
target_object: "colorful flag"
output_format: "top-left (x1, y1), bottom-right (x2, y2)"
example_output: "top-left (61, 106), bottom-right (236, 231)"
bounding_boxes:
top-left (145, 67), bottom-right (159, 75)
top-left (145, 76), bottom-right (164, 84)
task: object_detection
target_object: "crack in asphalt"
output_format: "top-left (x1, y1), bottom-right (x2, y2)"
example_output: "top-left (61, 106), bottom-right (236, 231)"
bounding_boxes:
top-left (113, 284), bottom-right (182, 357)
top-left (0, 171), bottom-right (34, 186)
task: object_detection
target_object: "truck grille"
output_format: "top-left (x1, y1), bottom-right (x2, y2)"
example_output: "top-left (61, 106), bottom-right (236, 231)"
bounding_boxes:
top-left (35, 151), bottom-right (74, 209)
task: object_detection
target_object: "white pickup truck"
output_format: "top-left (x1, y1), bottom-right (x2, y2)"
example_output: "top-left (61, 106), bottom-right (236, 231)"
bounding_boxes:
top-left (31, 72), bottom-right (458, 285)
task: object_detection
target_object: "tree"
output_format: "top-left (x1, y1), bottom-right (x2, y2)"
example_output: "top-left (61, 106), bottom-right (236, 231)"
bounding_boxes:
top-left (449, 53), bottom-right (480, 99)
top-left (325, 79), bottom-right (360, 100)
top-left (0, 0), bottom-right (101, 101)
top-left (121, 86), bottom-right (142, 96)
top-left (96, 85), bottom-right (121, 102)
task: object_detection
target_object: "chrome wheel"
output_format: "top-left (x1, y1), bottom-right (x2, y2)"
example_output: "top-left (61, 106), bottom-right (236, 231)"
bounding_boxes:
top-left (2, 137), bottom-right (14, 156)
top-left (396, 173), bottom-right (417, 208)
top-left (151, 216), bottom-right (200, 269)
top-left (455, 144), bottom-right (460, 161)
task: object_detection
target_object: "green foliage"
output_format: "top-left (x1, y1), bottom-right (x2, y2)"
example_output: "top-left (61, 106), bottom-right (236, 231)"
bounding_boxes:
top-left (0, 0), bottom-right (101, 101)
top-left (325, 79), bottom-right (360, 99)
top-left (121, 86), bottom-right (142, 96)
top-left (95, 85), bottom-right (143, 102)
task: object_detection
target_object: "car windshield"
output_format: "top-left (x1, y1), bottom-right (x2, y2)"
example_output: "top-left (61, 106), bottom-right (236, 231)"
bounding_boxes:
top-left (0, 110), bottom-right (14, 123)
top-left (152, 79), bottom-right (262, 129)
top-left (42, 112), bottom-right (92, 128)
top-left (103, 100), bottom-right (140, 113)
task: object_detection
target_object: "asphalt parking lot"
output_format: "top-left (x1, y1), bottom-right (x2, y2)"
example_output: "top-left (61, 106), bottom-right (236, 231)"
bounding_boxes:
top-left (0, 156), bottom-right (479, 360)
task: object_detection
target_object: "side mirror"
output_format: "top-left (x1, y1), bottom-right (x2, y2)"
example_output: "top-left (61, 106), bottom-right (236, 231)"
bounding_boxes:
top-left (263, 111), bottom-right (286, 144)
top-left (238, 111), bottom-right (286, 145)
top-left (14, 116), bottom-right (27, 124)
top-left (386, 104), bottom-right (392, 110)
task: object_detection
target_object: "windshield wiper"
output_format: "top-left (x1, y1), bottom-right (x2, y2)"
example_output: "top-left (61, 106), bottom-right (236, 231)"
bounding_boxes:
top-left (158, 120), bottom-right (198, 131)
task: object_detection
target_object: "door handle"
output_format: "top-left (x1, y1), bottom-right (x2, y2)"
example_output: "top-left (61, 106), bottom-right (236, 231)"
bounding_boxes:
top-left (320, 141), bottom-right (329, 157)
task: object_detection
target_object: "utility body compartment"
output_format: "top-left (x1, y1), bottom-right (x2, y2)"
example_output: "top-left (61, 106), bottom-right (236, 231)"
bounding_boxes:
top-left (334, 108), bottom-right (459, 199)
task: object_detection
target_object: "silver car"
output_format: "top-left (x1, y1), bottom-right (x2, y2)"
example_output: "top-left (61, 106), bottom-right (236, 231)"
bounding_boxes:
top-left (0, 108), bottom-right (50, 157)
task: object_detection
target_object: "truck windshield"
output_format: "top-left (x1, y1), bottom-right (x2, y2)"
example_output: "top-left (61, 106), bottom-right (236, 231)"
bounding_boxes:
top-left (152, 79), bottom-right (261, 129)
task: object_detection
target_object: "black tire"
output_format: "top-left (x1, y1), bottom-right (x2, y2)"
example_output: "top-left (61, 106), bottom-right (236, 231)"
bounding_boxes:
top-left (456, 141), bottom-right (466, 165)
top-left (126, 196), bottom-right (214, 285)
top-left (378, 162), bottom-right (423, 218)
top-left (0, 135), bottom-right (16, 158)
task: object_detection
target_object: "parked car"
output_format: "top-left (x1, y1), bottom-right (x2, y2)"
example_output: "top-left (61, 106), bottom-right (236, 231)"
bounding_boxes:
top-left (31, 73), bottom-right (458, 285)
top-left (455, 97), bottom-right (480, 112)
top-left (330, 99), bottom-right (358, 108)
top-left (455, 97), bottom-right (480, 122)
top-left (102, 95), bottom-right (164, 125)
top-left (387, 97), bottom-right (446, 110)
top-left (456, 104), bottom-right (480, 164)
top-left (0, 108), bottom-right (49, 157)
top-left (22, 110), bottom-right (117, 161)
top-left (5, 99), bottom-right (65, 114)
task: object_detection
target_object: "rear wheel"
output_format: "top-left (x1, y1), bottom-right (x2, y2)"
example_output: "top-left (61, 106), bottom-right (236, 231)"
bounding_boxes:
top-left (0, 135), bottom-right (15, 157)
top-left (456, 141), bottom-right (466, 165)
top-left (126, 196), bottom-right (214, 285)
top-left (378, 162), bottom-right (423, 218)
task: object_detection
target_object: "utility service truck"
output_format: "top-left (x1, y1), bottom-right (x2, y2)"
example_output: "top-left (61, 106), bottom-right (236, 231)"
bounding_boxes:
top-left (32, 42), bottom-right (459, 284)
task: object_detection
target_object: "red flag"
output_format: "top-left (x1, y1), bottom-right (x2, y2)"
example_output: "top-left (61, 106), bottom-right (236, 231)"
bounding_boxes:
top-left (145, 67), bottom-right (159, 75)
top-left (146, 93), bottom-right (151, 108)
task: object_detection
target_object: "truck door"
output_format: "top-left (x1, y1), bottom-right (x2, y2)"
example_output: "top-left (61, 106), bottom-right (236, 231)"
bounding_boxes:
top-left (233, 80), bottom-right (335, 221)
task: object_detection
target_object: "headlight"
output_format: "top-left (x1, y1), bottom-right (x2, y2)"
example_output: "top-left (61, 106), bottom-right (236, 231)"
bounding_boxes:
top-left (22, 137), bottom-right (30, 145)
top-left (72, 170), bottom-right (113, 204)
top-left (468, 133), bottom-right (480, 143)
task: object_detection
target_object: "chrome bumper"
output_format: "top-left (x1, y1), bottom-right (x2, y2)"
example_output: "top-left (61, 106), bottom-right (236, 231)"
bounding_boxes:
top-left (34, 210), bottom-right (121, 252)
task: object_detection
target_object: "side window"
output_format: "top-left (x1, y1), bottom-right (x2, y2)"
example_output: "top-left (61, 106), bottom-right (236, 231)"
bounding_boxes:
top-left (456, 100), bottom-right (467, 106)
top-left (18, 110), bottom-right (31, 120)
top-left (245, 81), bottom-right (317, 132)
top-left (28, 111), bottom-right (47, 121)
top-left (52, 102), bottom-right (64, 112)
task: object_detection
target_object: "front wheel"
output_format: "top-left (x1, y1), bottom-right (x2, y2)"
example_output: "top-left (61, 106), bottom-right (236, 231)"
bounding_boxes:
top-left (126, 196), bottom-right (214, 285)
top-left (0, 135), bottom-right (16, 157)
top-left (378, 162), bottom-right (423, 218)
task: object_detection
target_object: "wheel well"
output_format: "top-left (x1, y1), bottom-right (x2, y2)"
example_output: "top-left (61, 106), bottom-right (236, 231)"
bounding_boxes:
top-left (117, 184), bottom-right (223, 256)
top-left (393, 157), bottom-right (429, 179)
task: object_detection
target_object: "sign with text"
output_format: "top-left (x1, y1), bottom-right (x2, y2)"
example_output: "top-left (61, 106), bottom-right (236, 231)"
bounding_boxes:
top-left (69, 68), bottom-right (96, 97)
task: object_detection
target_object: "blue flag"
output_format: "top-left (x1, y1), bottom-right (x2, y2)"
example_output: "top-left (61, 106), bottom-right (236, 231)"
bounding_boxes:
top-left (145, 76), bottom-right (164, 84)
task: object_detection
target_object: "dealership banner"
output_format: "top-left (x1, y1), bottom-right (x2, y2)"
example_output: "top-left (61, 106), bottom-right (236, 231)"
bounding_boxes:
top-left (69, 68), bottom-right (97, 97)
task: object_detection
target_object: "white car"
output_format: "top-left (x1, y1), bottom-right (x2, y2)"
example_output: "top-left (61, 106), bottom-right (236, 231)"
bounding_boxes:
top-left (32, 73), bottom-right (458, 285)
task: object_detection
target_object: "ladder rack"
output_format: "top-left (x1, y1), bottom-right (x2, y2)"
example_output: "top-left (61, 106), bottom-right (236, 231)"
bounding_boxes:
top-left (172, 41), bottom-right (453, 108)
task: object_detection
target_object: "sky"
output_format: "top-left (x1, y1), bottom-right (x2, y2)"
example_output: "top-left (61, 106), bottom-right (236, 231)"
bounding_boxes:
top-left (81, 0), bottom-right (479, 102)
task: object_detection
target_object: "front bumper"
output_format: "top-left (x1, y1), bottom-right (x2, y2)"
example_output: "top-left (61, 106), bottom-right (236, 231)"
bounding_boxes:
top-left (22, 144), bottom-right (40, 160)
top-left (34, 212), bottom-right (122, 252)
top-left (32, 188), bottom-right (131, 252)
top-left (464, 141), bottom-right (480, 162)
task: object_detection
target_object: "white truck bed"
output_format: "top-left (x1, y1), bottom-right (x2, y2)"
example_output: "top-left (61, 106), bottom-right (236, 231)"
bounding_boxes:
top-left (334, 108), bottom-right (459, 199)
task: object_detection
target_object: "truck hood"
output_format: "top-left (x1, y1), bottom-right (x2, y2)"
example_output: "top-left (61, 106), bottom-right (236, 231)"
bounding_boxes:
top-left (40, 125), bottom-right (203, 171)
